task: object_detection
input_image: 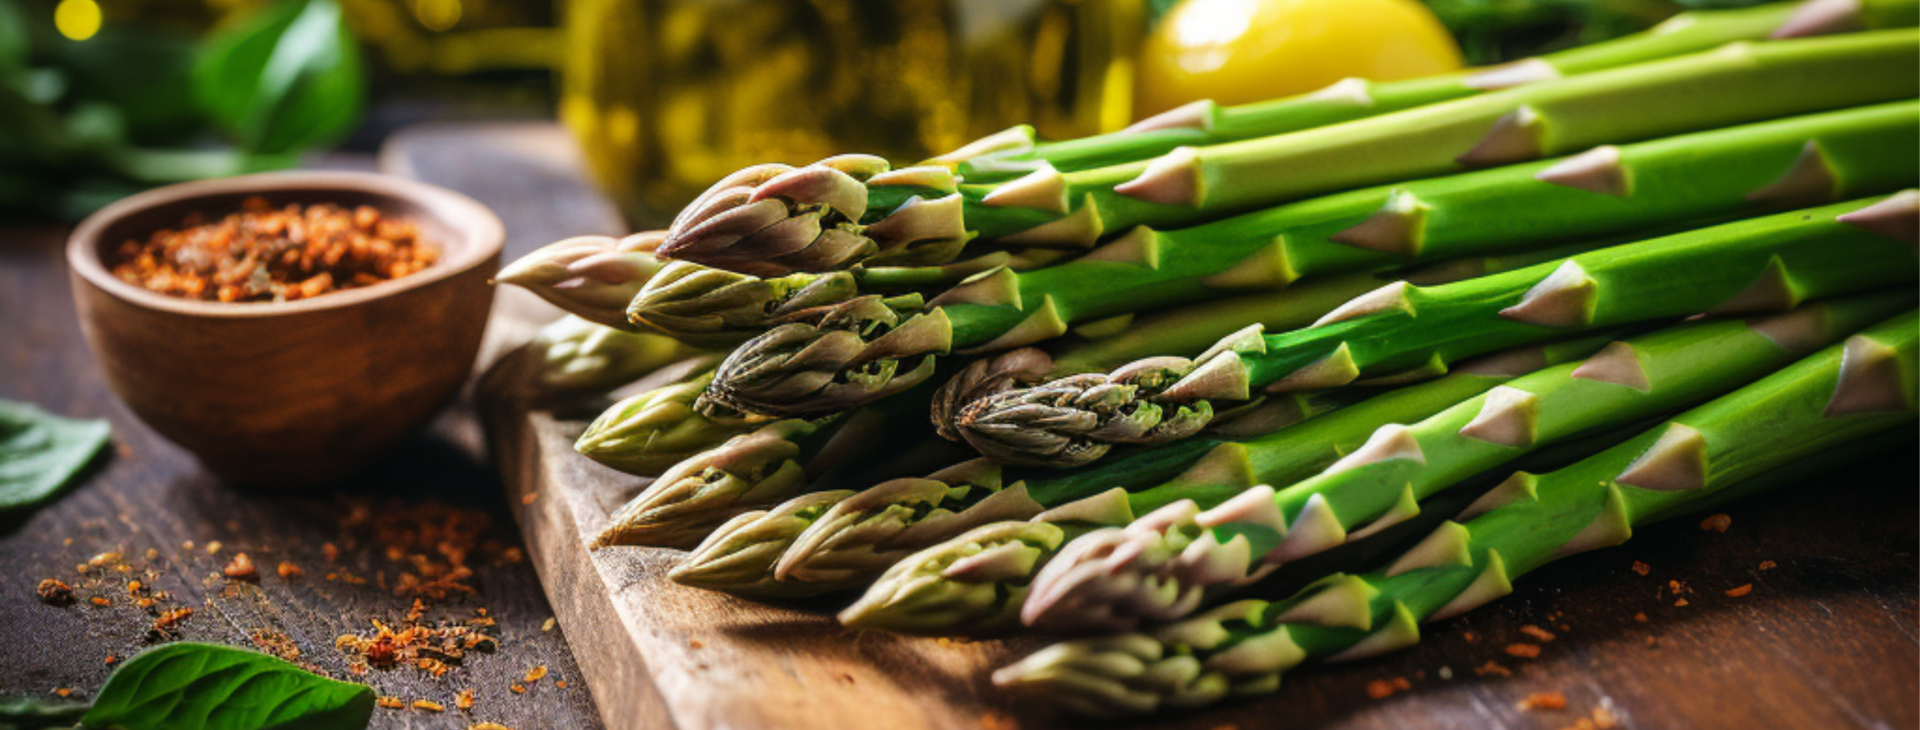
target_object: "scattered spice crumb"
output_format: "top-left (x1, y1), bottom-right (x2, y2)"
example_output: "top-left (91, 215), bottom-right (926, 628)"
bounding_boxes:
top-left (456, 689), bottom-right (475, 711)
top-left (1633, 612), bottom-right (1648, 623)
top-left (498, 547), bottom-right (524, 565)
top-left (1630, 561), bottom-right (1650, 576)
top-left (89, 596), bottom-right (110, 607)
top-left (205, 541), bottom-right (222, 555)
top-left (181, 541), bottom-right (194, 551)
top-left (222, 552), bottom-right (258, 581)
top-left (1517, 691), bottom-right (1567, 711)
top-left (145, 548), bottom-right (159, 561)
top-left (88, 551), bottom-right (121, 568)
top-left (103, 655), bottom-right (117, 665)
top-left (1474, 661), bottom-right (1512, 677)
top-left (524, 665), bottom-right (548, 684)
top-left (1437, 666), bottom-right (1453, 680)
top-left (324, 542), bottom-right (339, 563)
top-left (63, 538), bottom-right (73, 546)
top-left (1365, 678), bottom-right (1413, 700)
top-left (979, 711), bottom-right (1020, 730)
top-left (542, 618), bottom-right (555, 632)
top-left (689, 638), bottom-right (704, 649)
top-left (1504, 643), bottom-right (1541, 659)
top-left (377, 697), bottom-right (406, 709)
top-left (1699, 514), bottom-right (1731, 533)
top-left (1758, 560), bottom-right (1777, 571)
top-left (278, 561), bottom-right (303, 580)
top-left (37, 578), bottom-right (75, 606)
top-left (521, 492), bottom-right (538, 506)
top-left (509, 683), bottom-right (526, 695)
top-left (469, 724), bottom-right (513, 730)
top-left (1557, 706), bottom-right (1621, 730)
top-left (1674, 598), bottom-right (1690, 607)
top-left (1725, 584), bottom-right (1753, 597)
top-left (1461, 631), bottom-right (1477, 643)
top-left (1646, 636), bottom-right (1660, 648)
top-left (555, 680), bottom-right (567, 689)
top-left (413, 700), bottom-right (444, 713)
top-left (1520, 625), bottom-right (1557, 643)
top-left (54, 688), bottom-right (71, 698)
top-left (250, 630), bottom-right (301, 661)
top-left (148, 607), bottom-right (193, 641)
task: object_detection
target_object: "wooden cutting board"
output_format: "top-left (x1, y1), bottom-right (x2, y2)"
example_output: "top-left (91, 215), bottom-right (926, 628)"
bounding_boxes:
top-left (401, 122), bottom-right (1920, 730)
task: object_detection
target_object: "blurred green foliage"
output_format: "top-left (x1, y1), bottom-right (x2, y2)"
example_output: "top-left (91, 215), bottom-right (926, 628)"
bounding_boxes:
top-left (1420, 0), bottom-right (1774, 64)
top-left (0, 0), bottom-right (363, 220)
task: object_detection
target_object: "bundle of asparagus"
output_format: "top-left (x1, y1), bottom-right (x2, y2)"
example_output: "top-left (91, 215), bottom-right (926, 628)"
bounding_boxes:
top-left (490, 1), bottom-right (1919, 719)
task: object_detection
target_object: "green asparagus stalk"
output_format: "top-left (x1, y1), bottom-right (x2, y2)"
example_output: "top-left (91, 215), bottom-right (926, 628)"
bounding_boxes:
top-left (657, 30), bottom-right (1916, 278)
top-left (956, 193), bottom-right (1920, 468)
top-left (495, 232), bottom-right (668, 330)
top-left (1016, 291), bottom-right (1914, 631)
top-left (689, 101), bottom-right (1920, 419)
top-left (833, 336), bottom-right (1617, 632)
top-left (945, 0), bottom-right (1900, 182)
top-left (528, 315), bottom-right (716, 394)
top-left (993, 310), bottom-right (1919, 716)
top-left (592, 381), bottom-right (960, 549)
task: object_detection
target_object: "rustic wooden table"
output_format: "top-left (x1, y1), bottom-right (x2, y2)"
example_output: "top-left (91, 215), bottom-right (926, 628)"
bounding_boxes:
top-left (4, 122), bottom-right (1916, 730)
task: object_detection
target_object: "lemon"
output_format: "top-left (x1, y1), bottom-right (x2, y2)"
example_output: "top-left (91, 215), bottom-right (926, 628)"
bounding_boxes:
top-left (1136, 0), bottom-right (1465, 118)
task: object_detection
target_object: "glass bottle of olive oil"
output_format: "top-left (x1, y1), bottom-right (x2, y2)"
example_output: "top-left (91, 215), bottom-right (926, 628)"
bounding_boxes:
top-left (560, 0), bottom-right (1145, 222)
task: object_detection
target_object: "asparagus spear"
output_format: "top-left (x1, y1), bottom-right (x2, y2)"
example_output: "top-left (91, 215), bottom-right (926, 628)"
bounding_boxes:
top-left (527, 315), bottom-right (715, 394)
top-left (956, 193), bottom-right (1920, 467)
top-left (946, 0), bottom-right (1899, 181)
top-left (833, 336), bottom-right (1616, 632)
top-left (495, 232), bottom-right (667, 330)
top-left (573, 369), bottom-right (773, 476)
top-left (657, 30), bottom-right (1917, 277)
top-left (593, 380), bottom-right (960, 549)
top-left (1017, 291), bottom-right (1915, 631)
top-left (689, 101), bottom-right (1920, 418)
top-left (993, 310), bottom-right (1919, 716)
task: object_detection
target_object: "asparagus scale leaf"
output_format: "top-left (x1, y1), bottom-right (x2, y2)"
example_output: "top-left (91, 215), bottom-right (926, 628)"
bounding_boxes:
top-left (574, 369), bottom-right (770, 477)
top-left (82, 642), bottom-right (375, 730)
top-left (1017, 291), bottom-right (1915, 631)
top-left (528, 315), bottom-right (714, 395)
top-left (994, 309), bottom-right (1920, 717)
top-left (957, 193), bottom-right (1920, 468)
top-left (657, 29), bottom-right (1917, 278)
top-left (693, 101), bottom-right (1920, 420)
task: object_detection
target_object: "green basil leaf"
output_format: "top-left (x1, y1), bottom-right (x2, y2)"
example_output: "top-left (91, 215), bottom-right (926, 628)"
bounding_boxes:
top-left (191, 0), bottom-right (363, 155)
top-left (0, 695), bottom-right (91, 730)
top-left (81, 643), bottom-right (374, 730)
top-left (0, 399), bottom-right (109, 515)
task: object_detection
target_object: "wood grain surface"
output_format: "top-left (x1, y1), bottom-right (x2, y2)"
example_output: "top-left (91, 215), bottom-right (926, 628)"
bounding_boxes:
top-left (457, 124), bottom-right (1920, 730)
top-left (0, 145), bottom-right (605, 729)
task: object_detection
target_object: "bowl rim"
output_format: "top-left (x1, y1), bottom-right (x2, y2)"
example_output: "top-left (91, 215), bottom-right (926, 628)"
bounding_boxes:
top-left (67, 170), bottom-right (505, 319)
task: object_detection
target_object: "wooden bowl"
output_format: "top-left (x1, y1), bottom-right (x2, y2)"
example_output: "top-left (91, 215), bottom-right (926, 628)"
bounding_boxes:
top-left (67, 171), bottom-right (504, 486)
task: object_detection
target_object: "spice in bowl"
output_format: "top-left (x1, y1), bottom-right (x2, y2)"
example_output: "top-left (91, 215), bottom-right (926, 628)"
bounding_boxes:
top-left (110, 197), bottom-right (439, 303)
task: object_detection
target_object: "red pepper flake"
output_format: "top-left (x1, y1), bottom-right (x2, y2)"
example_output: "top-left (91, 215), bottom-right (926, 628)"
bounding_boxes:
top-left (222, 553), bottom-right (258, 581)
top-left (524, 665), bottom-right (548, 684)
top-left (109, 199), bottom-right (438, 303)
top-left (555, 680), bottom-right (567, 689)
top-left (1474, 661), bottom-right (1512, 677)
top-left (456, 689), bottom-right (475, 711)
top-left (469, 724), bottom-right (514, 730)
top-left (205, 541), bottom-right (222, 555)
top-left (277, 561), bottom-right (303, 580)
top-left (1519, 625), bottom-right (1557, 643)
top-left (689, 638), bottom-right (704, 649)
top-left (145, 548), bottom-right (159, 561)
top-left (1516, 691), bottom-right (1567, 711)
top-left (377, 696), bottom-right (406, 709)
top-left (1758, 560), bottom-right (1777, 571)
top-left (1630, 561), bottom-right (1650, 576)
top-left (1698, 513), bottom-right (1731, 533)
top-left (1674, 598), bottom-right (1690, 607)
top-left (88, 551), bottom-right (122, 568)
top-left (1364, 677), bottom-right (1412, 699)
top-left (541, 618), bottom-right (555, 632)
top-left (521, 492), bottom-right (538, 506)
top-left (1461, 631), bottom-right (1477, 643)
top-left (89, 596), bottom-right (111, 607)
top-left (1504, 643), bottom-right (1542, 659)
top-left (148, 607), bottom-right (193, 641)
top-left (979, 712), bottom-right (1020, 730)
top-left (509, 683), bottom-right (527, 695)
top-left (324, 542), bottom-right (340, 563)
top-left (103, 655), bottom-right (117, 665)
top-left (1725, 584), bottom-right (1753, 597)
top-left (413, 700), bottom-right (444, 713)
top-left (1632, 612), bottom-right (1648, 623)
top-left (54, 688), bottom-right (71, 698)
top-left (37, 578), bottom-right (75, 606)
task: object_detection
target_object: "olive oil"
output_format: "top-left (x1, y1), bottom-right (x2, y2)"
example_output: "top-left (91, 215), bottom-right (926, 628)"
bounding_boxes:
top-left (560, 0), bottom-right (1144, 221)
